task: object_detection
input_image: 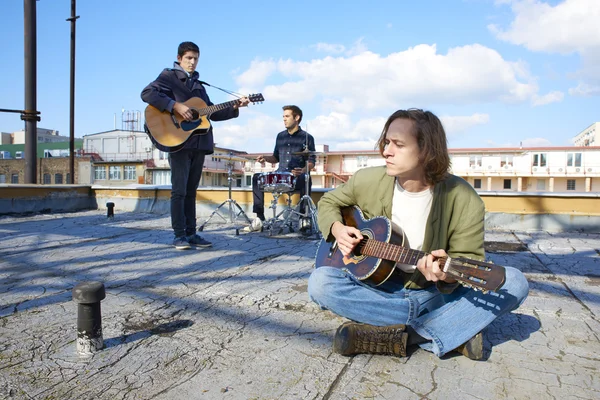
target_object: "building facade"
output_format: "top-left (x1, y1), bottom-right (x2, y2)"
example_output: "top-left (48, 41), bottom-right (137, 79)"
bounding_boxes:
top-left (83, 130), bottom-right (249, 187)
top-left (246, 145), bottom-right (600, 194)
top-left (573, 122), bottom-right (599, 147)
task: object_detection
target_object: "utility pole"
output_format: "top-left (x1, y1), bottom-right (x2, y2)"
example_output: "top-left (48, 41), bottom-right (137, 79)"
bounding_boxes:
top-left (24, 0), bottom-right (38, 183)
top-left (67, 0), bottom-right (79, 184)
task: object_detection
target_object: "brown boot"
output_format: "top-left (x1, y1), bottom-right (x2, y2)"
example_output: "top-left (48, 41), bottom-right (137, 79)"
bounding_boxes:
top-left (333, 322), bottom-right (408, 357)
top-left (454, 332), bottom-right (484, 360)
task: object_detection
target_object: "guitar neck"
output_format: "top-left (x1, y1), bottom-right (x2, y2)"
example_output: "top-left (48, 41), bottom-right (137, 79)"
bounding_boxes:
top-left (199, 100), bottom-right (238, 116)
top-left (360, 238), bottom-right (450, 273)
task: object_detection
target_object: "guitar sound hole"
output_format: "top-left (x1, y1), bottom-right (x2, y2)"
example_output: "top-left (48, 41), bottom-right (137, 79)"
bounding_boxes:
top-left (189, 109), bottom-right (200, 121)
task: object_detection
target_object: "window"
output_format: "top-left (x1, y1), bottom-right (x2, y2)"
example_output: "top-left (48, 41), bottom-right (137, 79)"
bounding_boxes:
top-left (532, 153), bottom-right (547, 167)
top-left (357, 156), bottom-right (368, 168)
top-left (15, 151), bottom-right (23, 159)
top-left (473, 179), bottom-right (482, 189)
top-left (0, 174), bottom-right (6, 183)
top-left (94, 166), bottom-right (106, 180)
top-left (11, 174), bottom-right (18, 183)
top-left (566, 152), bottom-right (582, 167)
top-left (124, 165), bottom-right (136, 180)
top-left (567, 179), bottom-right (576, 191)
top-left (503, 179), bottom-right (512, 189)
top-left (55, 173), bottom-right (63, 184)
top-left (246, 175), bottom-right (252, 186)
top-left (109, 166), bottom-right (122, 180)
top-left (536, 179), bottom-right (545, 191)
top-left (43, 173), bottom-right (51, 184)
top-left (43, 150), bottom-right (53, 158)
top-left (500, 155), bottom-right (513, 168)
top-left (159, 151), bottom-right (168, 160)
top-left (469, 155), bottom-right (482, 168)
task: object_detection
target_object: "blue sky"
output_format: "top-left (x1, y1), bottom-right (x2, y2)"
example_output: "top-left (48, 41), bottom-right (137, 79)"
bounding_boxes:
top-left (1, 0), bottom-right (598, 153)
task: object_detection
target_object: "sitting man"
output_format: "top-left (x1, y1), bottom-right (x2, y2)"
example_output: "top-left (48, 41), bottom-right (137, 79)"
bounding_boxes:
top-left (308, 108), bottom-right (529, 360)
top-left (247, 105), bottom-right (316, 230)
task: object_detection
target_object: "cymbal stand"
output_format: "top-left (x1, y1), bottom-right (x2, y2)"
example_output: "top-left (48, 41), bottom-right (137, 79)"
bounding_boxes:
top-left (199, 158), bottom-right (251, 235)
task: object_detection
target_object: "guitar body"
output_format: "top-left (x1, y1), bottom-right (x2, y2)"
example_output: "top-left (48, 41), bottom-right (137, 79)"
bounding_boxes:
top-left (144, 98), bottom-right (212, 153)
top-left (315, 207), bottom-right (405, 287)
top-left (315, 206), bottom-right (506, 292)
top-left (144, 93), bottom-right (264, 153)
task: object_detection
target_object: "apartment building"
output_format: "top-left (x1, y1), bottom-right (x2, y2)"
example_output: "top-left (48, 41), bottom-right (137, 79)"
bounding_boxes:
top-left (83, 129), bottom-right (249, 187)
top-left (573, 122), bottom-right (599, 147)
top-left (246, 145), bottom-right (600, 193)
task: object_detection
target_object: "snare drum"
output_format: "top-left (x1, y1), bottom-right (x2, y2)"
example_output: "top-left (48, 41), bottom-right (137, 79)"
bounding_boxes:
top-left (258, 172), bottom-right (296, 192)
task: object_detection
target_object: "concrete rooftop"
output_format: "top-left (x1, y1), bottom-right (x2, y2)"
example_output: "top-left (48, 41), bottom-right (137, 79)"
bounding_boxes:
top-left (0, 210), bottom-right (599, 400)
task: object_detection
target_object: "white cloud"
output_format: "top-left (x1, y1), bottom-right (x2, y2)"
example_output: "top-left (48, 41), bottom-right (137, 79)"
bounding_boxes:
top-left (216, 111), bottom-right (280, 151)
top-left (488, 0), bottom-right (600, 54)
top-left (489, 0), bottom-right (600, 95)
top-left (312, 43), bottom-right (346, 54)
top-left (235, 59), bottom-right (276, 88)
top-left (568, 83), bottom-right (600, 97)
top-left (441, 113), bottom-right (490, 137)
top-left (304, 113), bottom-right (386, 150)
top-left (237, 43), bottom-right (540, 111)
top-left (531, 90), bottom-right (564, 106)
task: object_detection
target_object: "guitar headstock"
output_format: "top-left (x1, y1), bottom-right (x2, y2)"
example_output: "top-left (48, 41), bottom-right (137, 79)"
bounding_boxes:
top-left (248, 93), bottom-right (265, 104)
top-left (448, 257), bottom-right (506, 293)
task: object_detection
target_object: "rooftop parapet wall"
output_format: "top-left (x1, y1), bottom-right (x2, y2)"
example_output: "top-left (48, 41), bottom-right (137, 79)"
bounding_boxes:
top-left (0, 185), bottom-right (599, 232)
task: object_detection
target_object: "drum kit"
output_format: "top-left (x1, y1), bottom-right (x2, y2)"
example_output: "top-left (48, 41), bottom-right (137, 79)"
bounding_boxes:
top-left (258, 148), bottom-right (322, 238)
top-left (197, 149), bottom-right (322, 238)
top-left (198, 152), bottom-right (252, 235)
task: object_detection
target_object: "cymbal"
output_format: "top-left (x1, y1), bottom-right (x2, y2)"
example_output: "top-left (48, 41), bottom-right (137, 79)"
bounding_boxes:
top-left (291, 149), bottom-right (324, 156)
top-left (212, 153), bottom-right (250, 162)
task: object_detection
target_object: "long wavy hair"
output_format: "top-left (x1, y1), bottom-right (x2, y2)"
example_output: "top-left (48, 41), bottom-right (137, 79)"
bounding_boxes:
top-left (376, 109), bottom-right (451, 185)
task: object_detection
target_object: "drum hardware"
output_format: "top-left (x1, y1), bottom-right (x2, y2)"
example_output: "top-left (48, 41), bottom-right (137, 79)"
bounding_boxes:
top-left (198, 153), bottom-right (252, 235)
top-left (272, 150), bottom-right (321, 238)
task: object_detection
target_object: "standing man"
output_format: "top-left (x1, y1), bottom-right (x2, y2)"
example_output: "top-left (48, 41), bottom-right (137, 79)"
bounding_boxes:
top-left (142, 41), bottom-right (249, 250)
top-left (248, 105), bottom-right (316, 227)
top-left (308, 108), bottom-right (529, 360)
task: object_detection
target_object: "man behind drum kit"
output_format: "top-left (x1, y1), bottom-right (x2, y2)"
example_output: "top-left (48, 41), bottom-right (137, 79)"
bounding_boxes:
top-left (246, 105), bottom-right (316, 231)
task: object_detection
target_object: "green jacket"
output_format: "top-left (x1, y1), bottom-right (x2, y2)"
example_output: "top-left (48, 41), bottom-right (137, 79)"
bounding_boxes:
top-left (317, 166), bottom-right (485, 292)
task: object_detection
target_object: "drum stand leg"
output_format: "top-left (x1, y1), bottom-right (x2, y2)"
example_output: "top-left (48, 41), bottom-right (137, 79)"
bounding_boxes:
top-left (263, 191), bottom-right (295, 236)
top-left (278, 193), bottom-right (320, 238)
top-left (199, 161), bottom-right (252, 235)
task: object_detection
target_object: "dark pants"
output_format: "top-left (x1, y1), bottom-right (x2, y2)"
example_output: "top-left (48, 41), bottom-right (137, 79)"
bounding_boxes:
top-left (252, 172), bottom-right (311, 217)
top-left (169, 149), bottom-right (206, 238)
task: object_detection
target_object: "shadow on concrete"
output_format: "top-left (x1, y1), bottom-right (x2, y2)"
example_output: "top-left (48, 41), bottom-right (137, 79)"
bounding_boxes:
top-left (103, 319), bottom-right (194, 349)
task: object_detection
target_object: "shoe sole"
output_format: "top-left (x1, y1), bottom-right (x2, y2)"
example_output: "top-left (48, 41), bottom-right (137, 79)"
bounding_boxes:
top-left (333, 322), bottom-right (408, 357)
top-left (191, 244), bottom-right (212, 248)
top-left (175, 245), bottom-right (191, 250)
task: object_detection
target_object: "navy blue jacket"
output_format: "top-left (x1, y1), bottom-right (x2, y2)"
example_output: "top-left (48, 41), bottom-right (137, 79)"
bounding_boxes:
top-left (141, 62), bottom-right (239, 153)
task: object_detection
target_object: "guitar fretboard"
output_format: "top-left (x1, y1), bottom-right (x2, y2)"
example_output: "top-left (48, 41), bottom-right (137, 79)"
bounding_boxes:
top-left (195, 100), bottom-right (239, 116)
top-left (359, 238), bottom-right (450, 271)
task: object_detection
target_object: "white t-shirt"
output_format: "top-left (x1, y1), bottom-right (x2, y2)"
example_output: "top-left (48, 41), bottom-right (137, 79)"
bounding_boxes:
top-left (391, 180), bottom-right (433, 272)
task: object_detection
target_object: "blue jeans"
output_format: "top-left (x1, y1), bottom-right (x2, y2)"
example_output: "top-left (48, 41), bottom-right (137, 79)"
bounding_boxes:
top-left (307, 266), bottom-right (529, 357)
top-left (168, 149), bottom-right (206, 238)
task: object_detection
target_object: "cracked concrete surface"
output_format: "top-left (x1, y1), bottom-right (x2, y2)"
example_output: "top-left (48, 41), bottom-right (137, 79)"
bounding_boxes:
top-left (0, 211), bottom-right (599, 399)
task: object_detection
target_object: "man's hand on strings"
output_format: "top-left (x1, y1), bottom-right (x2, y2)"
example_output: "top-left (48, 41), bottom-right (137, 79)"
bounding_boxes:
top-left (331, 221), bottom-right (363, 257)
top-left (234, 97), bottom-right (250, 108)
top-left (416, 249), bottom-right (457, 284)
top-left (173, 102), bottom-right (193, 121)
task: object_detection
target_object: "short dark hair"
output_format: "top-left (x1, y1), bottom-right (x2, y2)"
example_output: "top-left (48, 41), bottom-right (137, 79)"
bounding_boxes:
top-left (178, 41), bottom-right (199, 57)
top-left (376, 108), bottom-right (450, 185)
top-left (282, 105), bottom-right (303, 124)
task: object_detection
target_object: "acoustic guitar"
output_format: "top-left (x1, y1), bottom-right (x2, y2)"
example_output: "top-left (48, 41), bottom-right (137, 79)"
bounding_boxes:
top-left (315, 206), bottom-right (506, 293)
top-left (145, 93), bottom-right (264, 152)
